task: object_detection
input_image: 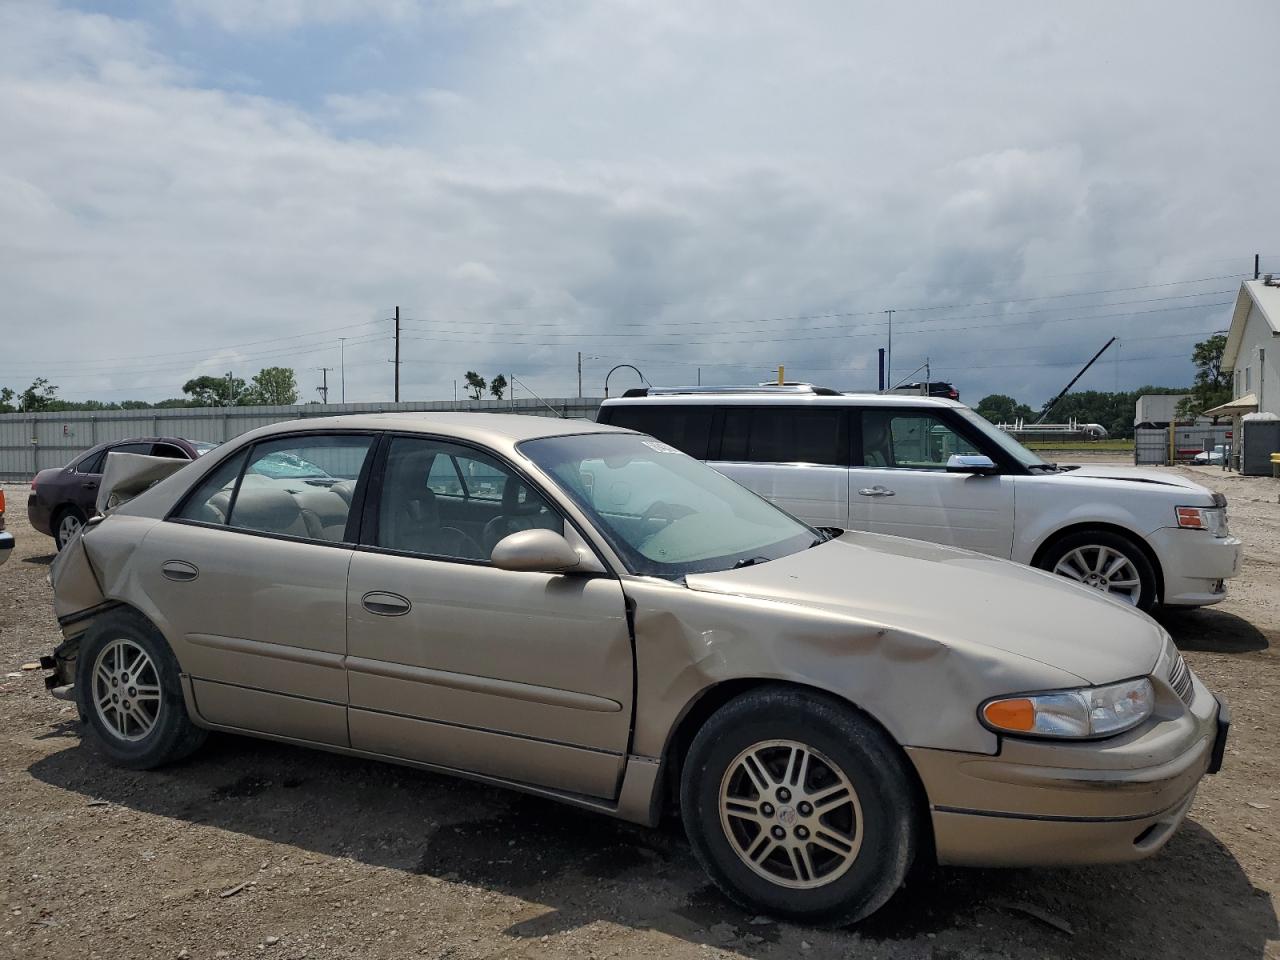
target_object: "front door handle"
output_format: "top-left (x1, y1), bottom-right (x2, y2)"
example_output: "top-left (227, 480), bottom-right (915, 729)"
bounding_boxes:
top-left (857, 486), bottom-right (896, 497)
top-left (362, 591), bottom-right (412, 616)
top-left (161, 560), bottom-right (199, 582)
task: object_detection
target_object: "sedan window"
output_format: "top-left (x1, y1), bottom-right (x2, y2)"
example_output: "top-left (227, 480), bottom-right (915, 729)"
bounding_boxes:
top-left (372, 437), bottom-right (561, 562)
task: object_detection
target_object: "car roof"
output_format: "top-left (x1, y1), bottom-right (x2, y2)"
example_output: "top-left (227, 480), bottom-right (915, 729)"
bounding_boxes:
top-left (600, 393), bottom-right (965, 409)
top-left (245, 412), bottom-right (628, 444)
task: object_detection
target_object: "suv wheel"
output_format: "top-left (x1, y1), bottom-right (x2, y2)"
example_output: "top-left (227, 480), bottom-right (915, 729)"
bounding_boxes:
top-left (1038, 529), bottom-right (1157, 611)
top-left (680, 686), bottom-right (917, 927)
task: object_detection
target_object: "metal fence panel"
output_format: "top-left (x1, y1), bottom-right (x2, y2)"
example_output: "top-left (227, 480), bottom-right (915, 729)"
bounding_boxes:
top-left (0, 399), bottom-right (604, 479)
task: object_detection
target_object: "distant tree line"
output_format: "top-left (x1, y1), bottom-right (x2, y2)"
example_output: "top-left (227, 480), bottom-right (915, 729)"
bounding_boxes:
top-left (0, 367), bottom-right (299, 414)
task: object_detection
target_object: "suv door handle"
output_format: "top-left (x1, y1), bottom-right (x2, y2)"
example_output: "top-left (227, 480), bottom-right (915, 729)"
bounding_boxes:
top-left (161, 560), bottom-right (199, 582)
top-left (857, 486), bottom-right (895, 497)
top-left (362, 591), bottom-right (412, 616)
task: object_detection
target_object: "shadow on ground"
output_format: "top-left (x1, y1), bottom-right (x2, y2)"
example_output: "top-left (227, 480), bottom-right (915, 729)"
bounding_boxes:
top-left (21, 553), bottom-right (55, 566)
top-left (1155, 607), bottom-right (1272, 654)
top-left (29, 733), bottom-right (1277, 958)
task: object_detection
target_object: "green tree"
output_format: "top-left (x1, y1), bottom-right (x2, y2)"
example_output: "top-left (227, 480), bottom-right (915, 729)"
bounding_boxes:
top-left (1175, 334), bottom-right (1231, 421)
top-left (238, 366), bottom-right (298, 405)
top-left (19, 378), bottom-right (59, 412)
top-left (974, 393), bottom-right (1034, 424)
top-left (489, 373), bottom-right (508, 400)
top-left (182, 374), bottom-right (244, 406)
top-left (0, 387), bottom-right (15, 413)
top-left (464, 370), bottom-right (486, 400)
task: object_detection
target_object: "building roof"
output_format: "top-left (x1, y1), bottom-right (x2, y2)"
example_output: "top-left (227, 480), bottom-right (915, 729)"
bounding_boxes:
top-left (1223, 279), bottom-right (1280, 368)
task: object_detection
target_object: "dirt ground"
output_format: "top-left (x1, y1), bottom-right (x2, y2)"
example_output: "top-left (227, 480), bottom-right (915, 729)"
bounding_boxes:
top-left (1, 466), bottom-right (1278, 960)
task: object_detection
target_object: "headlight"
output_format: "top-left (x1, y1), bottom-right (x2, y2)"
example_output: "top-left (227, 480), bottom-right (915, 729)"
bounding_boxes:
top-left (980, 677), bottom-right (1154, 739)
top-left (1176, 504), bottom-right (1228, 537)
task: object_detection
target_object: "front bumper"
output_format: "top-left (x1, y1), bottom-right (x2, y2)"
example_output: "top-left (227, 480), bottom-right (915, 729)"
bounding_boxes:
top-left (0, 530), bottom-right (12, 566)
top-left (1147, 528), bottom-right (1242, 607)
top-left (908, 674), bottom-right (1226, 867)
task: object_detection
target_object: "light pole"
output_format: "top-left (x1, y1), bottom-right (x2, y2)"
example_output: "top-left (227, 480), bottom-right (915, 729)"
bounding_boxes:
top-left (337, 338), bottom-right (347, 403)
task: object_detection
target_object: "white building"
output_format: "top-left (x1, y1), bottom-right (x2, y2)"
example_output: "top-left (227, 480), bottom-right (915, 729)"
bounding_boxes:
top-left (1209, 277), bottom-right (1280, 419)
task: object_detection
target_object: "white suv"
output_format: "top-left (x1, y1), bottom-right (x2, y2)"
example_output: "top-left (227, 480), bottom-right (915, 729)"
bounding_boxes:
top-left (597, 386), bottom-right (1242, 610)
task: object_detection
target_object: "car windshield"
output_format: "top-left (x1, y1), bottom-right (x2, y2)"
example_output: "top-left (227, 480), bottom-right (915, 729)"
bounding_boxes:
top-left (520, 433), bottom-right (819, 578)
top-left (954, 408), bottom-right (1050, 470)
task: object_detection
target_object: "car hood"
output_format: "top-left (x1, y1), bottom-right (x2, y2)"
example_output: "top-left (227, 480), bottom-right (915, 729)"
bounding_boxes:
top-left (1050, 465), bottom-right (1212, 494)
top-left (684, 532), bottom-right (1167, 686)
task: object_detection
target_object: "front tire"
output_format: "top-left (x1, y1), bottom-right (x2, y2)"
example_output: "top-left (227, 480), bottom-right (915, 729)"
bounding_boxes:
top-left (679, 686), bottom-right (918, 927)
top-left (75, 611), bottom-right (207, 769)
top-left (1038, 529), bottom-right (1158, 611)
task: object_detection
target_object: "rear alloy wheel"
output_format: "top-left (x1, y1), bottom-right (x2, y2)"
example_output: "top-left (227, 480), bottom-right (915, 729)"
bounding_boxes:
top-left (1039, 530), bottom-right (1157, 611)
top-left (681, 686), bottom-right (917, 927)
top-left (75, 611), bottom-right (207, 769)
top-left (54, 507), bottom-right (86, 550)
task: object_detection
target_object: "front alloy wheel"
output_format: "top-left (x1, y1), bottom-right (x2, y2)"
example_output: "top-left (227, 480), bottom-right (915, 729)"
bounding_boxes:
top-left (719, 740), bottom-right (863, 889)
top-left (681, 686), bottom-right (917, 927)
top-left (1039, 529), bottom-right (1157, 611)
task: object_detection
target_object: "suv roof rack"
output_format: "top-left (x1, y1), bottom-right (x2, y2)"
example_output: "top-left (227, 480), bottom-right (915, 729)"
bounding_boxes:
top-left (619, 383), bottom-right (844, 398)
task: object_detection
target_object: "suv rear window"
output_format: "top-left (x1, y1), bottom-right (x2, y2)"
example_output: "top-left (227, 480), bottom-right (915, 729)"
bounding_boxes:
top-left (599, 405), bottom-right (714, 460)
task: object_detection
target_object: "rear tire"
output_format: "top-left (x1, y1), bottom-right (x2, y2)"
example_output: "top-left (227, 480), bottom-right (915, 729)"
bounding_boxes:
top-left (75, 611), bottom-right (207, 769)
top-left (1037, 529), bottom-right (1158, 611)
top-left (53, 506), bottom-right (86, 551)
top-left (679, 686), bottom-right (917, 927)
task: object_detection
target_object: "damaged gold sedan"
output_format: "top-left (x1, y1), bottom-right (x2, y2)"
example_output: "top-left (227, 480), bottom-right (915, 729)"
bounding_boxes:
top-left (42, 414), bottom-right (1229, 926)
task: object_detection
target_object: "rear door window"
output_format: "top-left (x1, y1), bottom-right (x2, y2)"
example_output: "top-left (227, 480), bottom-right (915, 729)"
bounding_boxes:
top-left (75, 450), bottom-right (107, 474)
top-left (600, 405), bottom-right (713, 459)
top-left (715, 408), bottom-right (846, 465)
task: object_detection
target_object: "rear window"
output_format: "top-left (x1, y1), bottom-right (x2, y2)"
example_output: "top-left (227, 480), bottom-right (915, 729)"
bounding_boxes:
top-left (599, 405), bottom-right (714, 460)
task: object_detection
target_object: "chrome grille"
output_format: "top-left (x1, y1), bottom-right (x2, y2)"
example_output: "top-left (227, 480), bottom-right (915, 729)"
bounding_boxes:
top-left (1168, 652), bottom-right (1195, 706)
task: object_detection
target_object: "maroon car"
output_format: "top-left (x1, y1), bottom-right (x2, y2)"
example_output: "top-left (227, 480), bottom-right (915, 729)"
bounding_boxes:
top-left (29, 437), bottom-right (217, 549)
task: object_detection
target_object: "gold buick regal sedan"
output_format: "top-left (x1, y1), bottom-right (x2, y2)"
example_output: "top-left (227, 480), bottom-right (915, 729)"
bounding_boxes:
top-left (42, 413), bottom-right (1229, 926)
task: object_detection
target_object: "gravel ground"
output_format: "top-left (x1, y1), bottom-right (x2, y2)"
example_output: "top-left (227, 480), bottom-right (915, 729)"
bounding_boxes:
top-left (1, 468), bottom-right (1278, 960)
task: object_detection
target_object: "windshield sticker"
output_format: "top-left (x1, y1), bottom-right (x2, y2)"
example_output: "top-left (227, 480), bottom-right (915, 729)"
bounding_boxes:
top-left (641, 440), bottom-right (681, 454)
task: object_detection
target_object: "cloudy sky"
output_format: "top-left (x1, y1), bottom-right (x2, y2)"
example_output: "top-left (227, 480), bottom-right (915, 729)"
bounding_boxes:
top-left (1, 0), bottom-right (1278, 406)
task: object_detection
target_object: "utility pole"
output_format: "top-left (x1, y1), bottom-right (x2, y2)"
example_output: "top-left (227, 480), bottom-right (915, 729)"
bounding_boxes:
top-left (577, 351), bottom-right (582, 398)
top-left (1256, 253), bottom-right (1262, 280)
top-left (225, 371), bottom-right (236, 406)
top-left (317, 367), bottom-right (333, 403)
top-left (884, 309), bottom-right (894, 388)
top-left (337, 338), bottom-right (347, 403)
top-left (393, 306), bottom-right (401, 403)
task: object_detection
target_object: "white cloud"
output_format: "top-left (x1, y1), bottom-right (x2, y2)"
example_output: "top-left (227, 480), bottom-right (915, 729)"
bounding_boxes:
top-left (0, 0), bottom-right (1277, 407)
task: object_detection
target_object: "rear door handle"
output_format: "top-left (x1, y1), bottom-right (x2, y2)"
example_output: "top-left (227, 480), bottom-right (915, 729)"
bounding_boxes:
top-left (857, 486), bottom-right (895, 497)
top-left (362, 591), bottom-right (412, 616)
top-left (161, 560), bottom-right (199, 582)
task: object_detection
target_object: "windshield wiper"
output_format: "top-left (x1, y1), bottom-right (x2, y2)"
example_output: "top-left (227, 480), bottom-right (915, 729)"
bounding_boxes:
top-left (733, 555), bottom-right (772, 569)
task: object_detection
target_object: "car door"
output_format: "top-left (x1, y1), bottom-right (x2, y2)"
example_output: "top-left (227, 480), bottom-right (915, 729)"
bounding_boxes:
top-left (134, 432), bottom-right (376, 746)
top-left (345, 434), bottom-right (633, 800)
top-left (709, 406), bottom-right (849, 528)
top-left (849, 408), bottom-right (1015, 557)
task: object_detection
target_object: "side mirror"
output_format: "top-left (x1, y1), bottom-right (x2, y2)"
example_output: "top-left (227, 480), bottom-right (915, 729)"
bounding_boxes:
top-left (490, 528), bottom-right (582, 573)
top-left (946, 454), bottom-right (998, 474)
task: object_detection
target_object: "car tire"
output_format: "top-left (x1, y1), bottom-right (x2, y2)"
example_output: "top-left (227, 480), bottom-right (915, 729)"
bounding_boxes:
top-left (74, 610), bottom-right (207, 769)
top-left (53, 506), bottom-right (87, 551)
top-left (1037, 529), bottom-right (1158, 611)
top-left (679, 686), bottom-right (918, 927)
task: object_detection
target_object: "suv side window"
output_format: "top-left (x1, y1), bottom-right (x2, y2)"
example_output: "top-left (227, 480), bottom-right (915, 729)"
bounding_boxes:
top-left (718, 408), bottom-right (845, 466)
top-left (600, 405), bottom-right (713, 460)
top-left (860, 410), bottom-right (981, 469)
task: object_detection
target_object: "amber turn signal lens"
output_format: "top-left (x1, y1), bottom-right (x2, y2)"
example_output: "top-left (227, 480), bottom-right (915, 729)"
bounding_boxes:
top-left (982, 698), bottom-right (1036, 732)
top-left (1175, 507), bottom-right (1204, 529)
